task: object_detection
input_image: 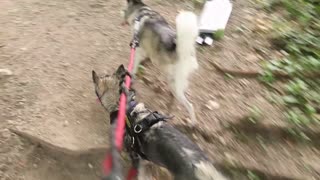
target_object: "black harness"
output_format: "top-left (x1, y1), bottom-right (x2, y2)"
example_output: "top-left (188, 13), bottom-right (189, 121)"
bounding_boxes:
top-left (106, 81), bottom-right (173, 162)
top-left (115, 90), bottom-right (173, 161)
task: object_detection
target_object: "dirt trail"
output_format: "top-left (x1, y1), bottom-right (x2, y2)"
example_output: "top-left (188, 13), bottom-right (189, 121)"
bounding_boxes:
top-left (1, 0), bottom-right (319, 180)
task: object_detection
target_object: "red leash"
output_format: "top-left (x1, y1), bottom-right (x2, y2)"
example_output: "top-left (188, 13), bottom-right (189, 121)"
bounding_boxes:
top-left (115, 47), bottom-right (135, 150)
top-left (102, 45), bottom-right (137, 179)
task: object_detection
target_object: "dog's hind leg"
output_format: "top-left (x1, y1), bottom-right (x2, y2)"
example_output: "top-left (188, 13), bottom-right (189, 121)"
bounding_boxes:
top-left (168, 75), bottom-right (197, 124)
top-left (176, 89), bottom-right (196, 125)
top-left (133, 48), bottom-right (147, 75)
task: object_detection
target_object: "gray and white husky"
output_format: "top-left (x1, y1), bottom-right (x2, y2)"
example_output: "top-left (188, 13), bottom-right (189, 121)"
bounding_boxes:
top-left (122, 0), bottom-right (199, 124)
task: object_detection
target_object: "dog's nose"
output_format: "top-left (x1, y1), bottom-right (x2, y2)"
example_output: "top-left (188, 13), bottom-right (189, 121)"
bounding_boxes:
top-left (121, 21), bottom-right (129, 26)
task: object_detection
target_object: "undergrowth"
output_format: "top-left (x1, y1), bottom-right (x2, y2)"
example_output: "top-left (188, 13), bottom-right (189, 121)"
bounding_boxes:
top-left (260, 0), bottom-right (320, 126)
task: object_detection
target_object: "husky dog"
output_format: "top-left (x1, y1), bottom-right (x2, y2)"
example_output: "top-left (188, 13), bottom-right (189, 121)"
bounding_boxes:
top-left (92, 65), bottom-right (227, 180)
top-left (122, 0), bottom-right (199, 124)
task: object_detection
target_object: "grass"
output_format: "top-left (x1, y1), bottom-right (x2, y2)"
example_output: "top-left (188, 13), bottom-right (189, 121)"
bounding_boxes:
top-left (247, 106), bottom-right (263, 124)
top-left (260, 0), bottom-right (320, 126)
top-left (247, 170), bottom-right (261, 180)
top-left (213, 29), bottom-right (225, 41)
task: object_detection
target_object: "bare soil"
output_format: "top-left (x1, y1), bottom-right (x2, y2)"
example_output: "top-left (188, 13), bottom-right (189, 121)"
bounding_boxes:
top-left (0, 0), bottom-right (319, 180)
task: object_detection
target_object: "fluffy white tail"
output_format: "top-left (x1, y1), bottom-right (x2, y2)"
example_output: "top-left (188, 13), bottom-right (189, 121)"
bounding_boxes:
top-left (175, 11), bottom-right (199, 91)
top-left (172, 11), bottom-right (198, 123)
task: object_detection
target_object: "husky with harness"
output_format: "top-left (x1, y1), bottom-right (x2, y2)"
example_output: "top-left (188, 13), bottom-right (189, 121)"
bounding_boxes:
top-left (92, 65), bottom-right (227, 180)
top-left (122, 0), bottom-right (199, 124)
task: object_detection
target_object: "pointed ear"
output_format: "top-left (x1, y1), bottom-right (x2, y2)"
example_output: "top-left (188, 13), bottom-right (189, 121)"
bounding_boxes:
top-left (127, 0), bottom-right (142, 4)
top-left (115, 64), bottom-right (127, 79)
top-left (92, 70), bottom-right (99, 84)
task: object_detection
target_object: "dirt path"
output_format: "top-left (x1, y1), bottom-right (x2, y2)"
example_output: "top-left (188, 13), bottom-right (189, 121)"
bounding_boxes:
top-left (1, 0), bottom-right (319, 179)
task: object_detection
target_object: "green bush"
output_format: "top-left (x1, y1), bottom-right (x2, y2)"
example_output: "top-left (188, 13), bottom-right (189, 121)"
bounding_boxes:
top-left (262, 0), bottom-right (320, 125)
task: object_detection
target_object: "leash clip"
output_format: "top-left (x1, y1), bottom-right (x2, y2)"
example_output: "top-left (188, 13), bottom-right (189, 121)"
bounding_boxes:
top-left (130, 39), bottom-right (139, 48)
top-left (134, 124), bottom-right (143, 134)
top-left (130, 17), bottom-right (141, 48)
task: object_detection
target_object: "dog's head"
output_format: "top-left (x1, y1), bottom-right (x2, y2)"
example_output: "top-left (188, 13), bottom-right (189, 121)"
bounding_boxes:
top-left (122, 0), bottom-right (144, 25)
top-left (92, 65), bottom-right (127, 113)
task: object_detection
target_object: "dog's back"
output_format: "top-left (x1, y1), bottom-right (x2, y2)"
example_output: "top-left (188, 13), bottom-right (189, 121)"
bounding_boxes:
top-left (131, 103), bottom-right (227, 180)
top-left (143, 124), bottom-right (227, 180)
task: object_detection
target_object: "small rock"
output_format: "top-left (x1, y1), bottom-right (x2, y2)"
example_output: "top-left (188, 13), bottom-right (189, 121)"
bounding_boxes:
top-left (67, 12), bottom-right (77, 17)
top-left (256, 24), bottom-right (269, 32)
top-left (280, 50), bottom-right (289, 56)
top-left (7, 120), bottom-right (15, 125)
top-left (224, 152), bottom-right (236, 166)
top-left (244, 14), bottom-right (254, 21)
top-left (6, 157), bottom-right (12, 163)
top-left (239, 79), bottom-right (250, 87)
top-left (63, 120), bottom-right (69, 127)
top-left (0, 69), bottom-right (13, 78)
top-left (62, 62), bottom-right (71, 68)
top-left (192, 134), bottom-right (199, 140)
top-left (19, 81), bottom-right (28, 86)
top-left (245, 53), bottom-right (259, 62)
top-left (20, 47), bottom-right (27, 51)
top-left (35, 114), bottom-right (43, 118)
top-left (218, 136), bottom-right (227, 146)
top-left (205, 100), bottom-right (220, 110)
top-left (88, 163), bottom-right (93, 169)
top-left (209, 94), bottom-right (216, 100)
top-left (33, 164), bottom-right (38, 168)
top-left (231, 33), bottom-right (240, 39)
top-left (23, 21), bottom-right (31, 25)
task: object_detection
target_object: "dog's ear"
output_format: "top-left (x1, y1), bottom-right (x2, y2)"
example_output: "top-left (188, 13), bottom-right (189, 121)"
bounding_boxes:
top-left (115, 64), bottom-right (126, 79)
top-left (92, 70), bottom-right (99, 84)
top-left (127, 0), bottom-right (142, 4)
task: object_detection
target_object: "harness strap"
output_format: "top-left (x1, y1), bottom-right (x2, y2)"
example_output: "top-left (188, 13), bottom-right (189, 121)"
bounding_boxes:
top-left (133, 112), bottom-right (172, 134)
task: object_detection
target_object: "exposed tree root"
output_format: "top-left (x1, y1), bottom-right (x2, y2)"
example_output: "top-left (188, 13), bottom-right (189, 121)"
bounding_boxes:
top-left (209, 61), bottom-right (320, 79)
top-left (209, 61), bottom-right (262, 78)
top-left (215, 162), bottom-right (294, 180)
top-left (228, 118), bottom-right (320, 147)
top-left (10, 128), bottom-right (107, 157)
top-left (174, 124), bottom-right (221, 144)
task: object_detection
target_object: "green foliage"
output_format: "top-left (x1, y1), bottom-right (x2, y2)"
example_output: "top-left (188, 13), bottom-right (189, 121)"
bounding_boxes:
top-left (261, 0), bottom-right (320, 125)
top-left (137, 65), bottom-right (146, 77)
top-left (287, 128), bottom-right (311, 141)
top-left (193, 0), bottom-right (205, 8)
top-left (247, 170), bottom-right (261, 180)
top-left (248, 106), bottom-right (263, 124)
top-left (213, 29), bottom-right (225, 41)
